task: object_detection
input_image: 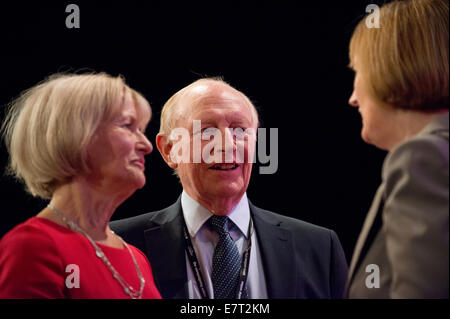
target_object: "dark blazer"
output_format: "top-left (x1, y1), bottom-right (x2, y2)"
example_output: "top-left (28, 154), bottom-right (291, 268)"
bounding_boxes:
top-left (346, 113), bottom-right (449, 298)
top-left (111, 198), bottom-right (348, 299)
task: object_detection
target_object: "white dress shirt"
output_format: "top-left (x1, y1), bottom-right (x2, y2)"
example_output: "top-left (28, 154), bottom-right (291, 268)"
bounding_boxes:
top-left (181, 190), bottom-right (268, 299)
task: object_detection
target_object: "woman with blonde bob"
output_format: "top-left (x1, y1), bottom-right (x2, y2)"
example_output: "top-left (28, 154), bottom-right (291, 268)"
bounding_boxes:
top-left (0, 73), bottom-right (161, 299)
top-left (346, 0), bottom-right (448, 298)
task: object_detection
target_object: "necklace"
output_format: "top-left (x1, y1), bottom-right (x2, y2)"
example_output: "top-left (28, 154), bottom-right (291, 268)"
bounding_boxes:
top-left (47, 204), bottom-right (145, 299)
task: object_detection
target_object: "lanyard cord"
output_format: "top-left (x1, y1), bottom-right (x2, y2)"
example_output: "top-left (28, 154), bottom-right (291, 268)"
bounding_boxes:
top-left (182, 216), bottom-right (253, 299)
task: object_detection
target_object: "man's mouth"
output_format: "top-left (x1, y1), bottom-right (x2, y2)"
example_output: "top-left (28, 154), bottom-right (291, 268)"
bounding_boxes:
top-left (209, 163), bottom-right (239, 171)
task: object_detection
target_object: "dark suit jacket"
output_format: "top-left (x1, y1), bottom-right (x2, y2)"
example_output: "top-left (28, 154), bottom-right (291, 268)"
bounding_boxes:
top-left (346, 113), bottom-right (449, 298)
top-left (111, 198), bottom-right (348, 299)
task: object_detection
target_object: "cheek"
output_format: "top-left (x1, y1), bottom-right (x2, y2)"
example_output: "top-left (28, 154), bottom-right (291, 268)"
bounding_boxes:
top-left (235, 138), bottom-right (256, 162)
top-left (111, 134), bottom-right (136, 158)
top-left (360, 105), bottom-right (386, 144)
top-left (360, 108), bottom-right (374, 138)
top-left (246, 139), bottom-right (257, 161)
top-left (363, 105), bottom-right (383, 128)
top-left (87, 136), bottom-right (114, 166)
top-left (120, 140), bottom-right (136, 157)
top-left (242, 163), bottom-right (253, 181)
top-left (178, 164), bottom-right (203, 185)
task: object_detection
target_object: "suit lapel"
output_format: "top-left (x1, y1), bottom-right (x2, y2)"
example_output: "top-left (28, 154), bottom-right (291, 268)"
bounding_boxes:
top-left (347, 185), bottom-right (385, 288)
top-left (250, 204), bottom-right (296, 298)
top-left (143, 199), bottom-right (188, 299)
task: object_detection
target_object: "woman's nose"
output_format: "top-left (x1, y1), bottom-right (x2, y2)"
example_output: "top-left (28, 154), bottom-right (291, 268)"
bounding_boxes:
top-left (348, 90), bottom-right (358, 107)
top-left (138, 133), bottom-right (153, 155)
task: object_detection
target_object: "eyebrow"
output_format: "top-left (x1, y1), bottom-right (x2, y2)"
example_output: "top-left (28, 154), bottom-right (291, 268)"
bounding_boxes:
top-left (117, 113), bottom-right (135, 121)
top-left (198, 113), bottom-right (253, 123)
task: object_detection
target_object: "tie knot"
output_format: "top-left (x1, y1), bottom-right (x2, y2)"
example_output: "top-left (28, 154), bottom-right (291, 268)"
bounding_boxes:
top-left (208, 215), bottom-right (231, 235)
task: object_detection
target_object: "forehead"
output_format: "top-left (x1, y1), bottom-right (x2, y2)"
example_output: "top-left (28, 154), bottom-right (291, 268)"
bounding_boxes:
top-left (119, 91), bottom-right (151, 124)
top-left (183, 84), bottom-right (253, 124)
top-left (349, 51), bottom-right (360, 71)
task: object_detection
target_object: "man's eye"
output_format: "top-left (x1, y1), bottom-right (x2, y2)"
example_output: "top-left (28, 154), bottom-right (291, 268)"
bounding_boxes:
top-left (202, 127), bottom-right (218, 134)
top-left (233, 127), bottom-right (248, 136)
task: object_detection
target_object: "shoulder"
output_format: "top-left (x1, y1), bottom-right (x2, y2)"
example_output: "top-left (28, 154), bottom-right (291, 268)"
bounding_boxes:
top-left (110, 211), bottom-right (158, 233)
top-left (250, 203), bottom-right (339, 243)
top-left (249, 202), bottom-right (348, 284)
top-left (382, 130), bottom-right (449, 193)
top-left (384, 131), bottom-right (448, 170)
top-left (0, 218), bottom-right (67, 269)
top-left (110, 199), bottom-right (182, 247)
top-left (0, 218), bottom-right (65, 298)
top-left (111, 200), bottom-right (180, 232)
top-left (1, 217), bottom-right (59, 252)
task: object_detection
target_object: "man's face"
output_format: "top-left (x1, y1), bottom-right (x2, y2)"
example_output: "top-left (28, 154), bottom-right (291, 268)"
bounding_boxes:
top-left (173, 85), bottom-right (257, 212)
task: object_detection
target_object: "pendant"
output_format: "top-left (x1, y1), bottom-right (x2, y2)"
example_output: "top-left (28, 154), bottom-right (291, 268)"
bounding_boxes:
top-left (96, 250), bottom-right (104, 258)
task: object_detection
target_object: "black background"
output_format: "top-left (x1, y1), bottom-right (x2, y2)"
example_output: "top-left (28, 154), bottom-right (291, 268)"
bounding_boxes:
top-left (0, 1), bottom-right (387, 262)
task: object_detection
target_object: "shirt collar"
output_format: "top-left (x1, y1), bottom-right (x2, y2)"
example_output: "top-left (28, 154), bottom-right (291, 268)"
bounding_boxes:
top-left (181, 190), bottom-right (250, 239)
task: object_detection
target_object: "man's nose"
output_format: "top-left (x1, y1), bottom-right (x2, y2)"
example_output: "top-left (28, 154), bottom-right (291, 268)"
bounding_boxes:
top-left (222, 128), bottom-right (237, 152)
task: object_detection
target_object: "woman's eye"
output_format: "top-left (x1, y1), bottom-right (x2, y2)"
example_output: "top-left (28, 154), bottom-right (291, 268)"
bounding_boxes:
top-left (122, 122), bottom-right (135, 130)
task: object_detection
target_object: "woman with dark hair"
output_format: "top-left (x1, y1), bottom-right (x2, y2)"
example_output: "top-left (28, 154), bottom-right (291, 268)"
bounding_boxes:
top-left (346, 0), bottom-right (449, 298)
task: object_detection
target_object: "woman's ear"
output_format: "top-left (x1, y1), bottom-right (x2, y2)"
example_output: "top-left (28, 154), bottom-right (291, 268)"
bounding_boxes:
top-left (156, 133), bottom-right (178, 169)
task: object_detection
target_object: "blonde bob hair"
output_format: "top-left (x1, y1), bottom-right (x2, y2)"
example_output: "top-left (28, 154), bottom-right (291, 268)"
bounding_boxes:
top-left (349, 0), bottom-right (449, 111)
top-left (1, 72), bottom-right (150, 199)
top-left (159, 77), bottom-right (259, 137)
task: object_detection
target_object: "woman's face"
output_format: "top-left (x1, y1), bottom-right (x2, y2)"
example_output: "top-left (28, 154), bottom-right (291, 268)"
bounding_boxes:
top-left (348, 59), bottom-right (398, 150)
top-left (86, 92), bottom-right (153, 194)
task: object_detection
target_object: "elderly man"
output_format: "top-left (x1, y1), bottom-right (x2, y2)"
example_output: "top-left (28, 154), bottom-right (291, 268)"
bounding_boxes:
top-left (111, 78), bottom-right (348, 299)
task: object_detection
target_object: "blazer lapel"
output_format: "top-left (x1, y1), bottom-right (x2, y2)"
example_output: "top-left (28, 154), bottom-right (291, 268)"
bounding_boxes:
top-left (143, 199), bottom-right (188, 299)
top-left (347, 185), bottom-right (385, 289)
top-left (250, 204), bottom-right (296, 298)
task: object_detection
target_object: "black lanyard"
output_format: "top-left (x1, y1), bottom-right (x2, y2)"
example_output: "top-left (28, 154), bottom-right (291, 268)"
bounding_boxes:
top-left (182, 216), bottom-right (253, 299)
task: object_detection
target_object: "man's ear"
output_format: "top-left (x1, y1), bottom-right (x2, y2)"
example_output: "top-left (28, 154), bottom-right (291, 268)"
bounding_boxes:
top-left (156, 133), bottom-right (178, 169)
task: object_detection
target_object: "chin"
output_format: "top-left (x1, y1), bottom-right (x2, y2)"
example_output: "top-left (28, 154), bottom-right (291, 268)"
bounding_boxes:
top-left (362, 131), bottom-right (390, 151)
top-left (361, 132), bottom-right (370, 145)
top-left (210, 182), bottom-right (245, 198)
top-left (361, 128), bottom-right (373, 145)
top-left (126, 174), bottom-right (146, 190)
top-left (135, 177), bottom-right (147, 189)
